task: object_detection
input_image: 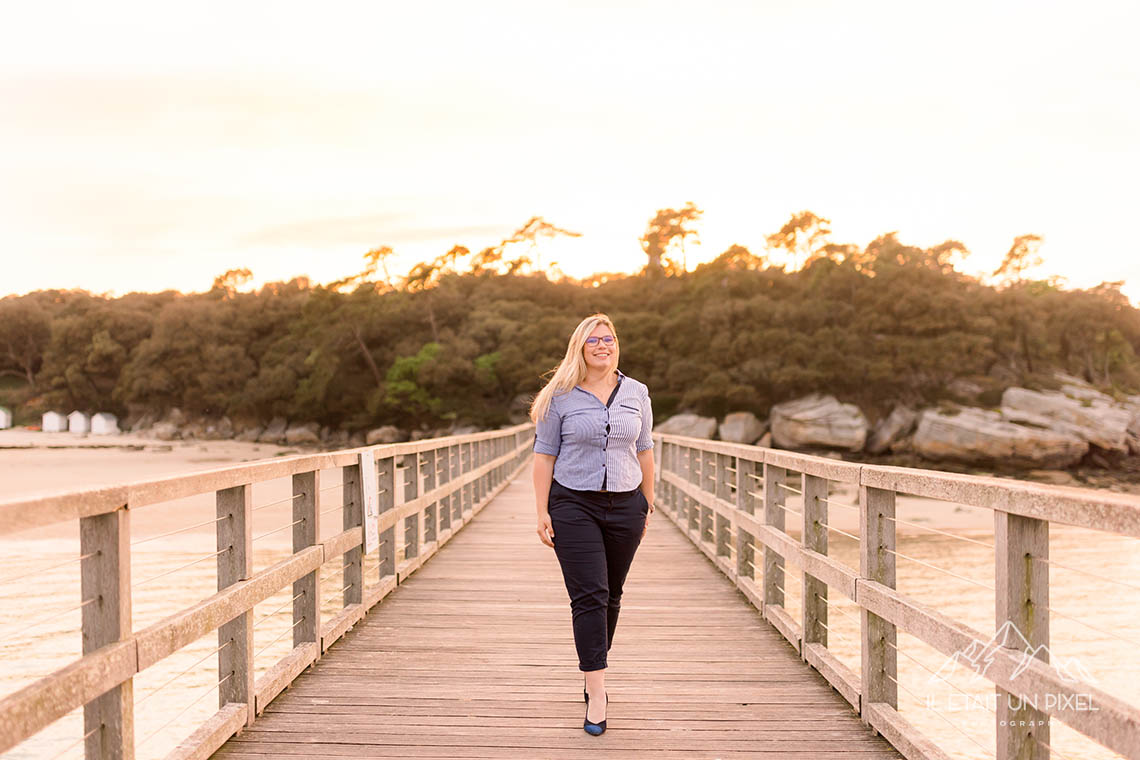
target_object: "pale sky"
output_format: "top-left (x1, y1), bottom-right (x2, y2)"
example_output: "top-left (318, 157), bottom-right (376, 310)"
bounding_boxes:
top-left (2, 0), bottom-right (1138, 299)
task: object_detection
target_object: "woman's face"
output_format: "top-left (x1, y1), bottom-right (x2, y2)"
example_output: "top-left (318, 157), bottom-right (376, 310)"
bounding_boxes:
top-left (582, 322), bottom-right (618, 373)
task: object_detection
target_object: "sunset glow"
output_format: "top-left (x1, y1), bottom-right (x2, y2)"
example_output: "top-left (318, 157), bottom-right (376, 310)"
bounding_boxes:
top-left (2, 0), bottom-right (1137, 298)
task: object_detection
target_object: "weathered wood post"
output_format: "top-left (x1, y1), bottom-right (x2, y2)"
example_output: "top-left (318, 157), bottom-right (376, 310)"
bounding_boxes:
top-left (702, 451), bottom-right (715, 545)
top-left (995, 511), bottom-right (1050, 760)
top-left (801, 474), bottom-right (829, 656)
top-left (217, 485), bottom-right (254, 725)
top-left (460, 442), bottom-right (473, 518)
top-left (342, 464), bottom-right (363, 606)
top-left (736, 457), bottom-right (762, 580)
top-left (292, 471), bottom-right (320, 651)
top-left (438, 445), bottom-right (452, 535)
top-left (449, 444), bottom-right (462, 525)
top-left (377, 455), bottom-right (396, 580)
top-left (400, 453), bottom-right (419, 565)
top-left (80, 508), bottom-right (133, 759)
top-left (422, 449), bottom-right (437, 547)
top-left (687, 447), bottom-right (701, 535)
top-left (715, 453), bottom-right (732, 559)
top-left (860, 484), bottom-right (898, 720)
top-left (762, 463), bottom-right (787, 609)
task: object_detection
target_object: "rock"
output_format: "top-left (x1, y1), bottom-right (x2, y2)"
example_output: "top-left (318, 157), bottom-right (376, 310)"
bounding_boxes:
top-left (718, 412), bottom-right (767, 444)
top-left (770, 394), bottom-right (868, 451)
top-left (655, 413), bottom-right (717, 439)
top-left (508, 393), bottom-right (532, 424)
top-left (757, 432), bottom-right (772, 448)
top-left (151, 422), bottom-right (180, 441)
top-left (1000, 386), bottom-right (1131, 453)
top-left (204, 417), bottom-right (234, 440)
top-left (235, 426), bottom-right (263, 442)
top-left (410, 429), bottom-right (433, 441)
top-left (451, 425), bottom-right (480, 436)
top-left (258, 417), bottom-right (288, 444)
top-left (913, 407), bottom-right (1088, 468)
top-left (947, 379), bottom-right (985, 402)
top-left (325, 430), bottom-right (350, 449)
top-left (130, 410), bottom-right (157, 433)
top-left (163, 407), bottom-right (186, 426)
top-left (1128, 433), bottom-right (1140, 457)
top-left (1028, 469), bottom-right (1078, 486)
top-left (366, 425), bottom-right (404, 445)
top-left (347, 432), bottom-right (367, 448)
top-left (866, 405), bottom-right (918, 455)
top-left (180, 420), bottom-right (207, 440)
top-left (285, 422), bottom-right (321, 445)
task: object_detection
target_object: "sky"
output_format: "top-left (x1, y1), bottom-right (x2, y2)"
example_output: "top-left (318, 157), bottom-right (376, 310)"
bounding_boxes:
top-left (2, 0), bottom-right (1138, 300)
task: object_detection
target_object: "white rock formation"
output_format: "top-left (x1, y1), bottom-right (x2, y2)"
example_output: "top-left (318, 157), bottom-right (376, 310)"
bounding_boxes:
top-left (770, 394), bottom-right (867, 451)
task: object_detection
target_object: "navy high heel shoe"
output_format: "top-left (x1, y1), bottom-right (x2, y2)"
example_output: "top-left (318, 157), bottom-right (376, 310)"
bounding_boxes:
top-left (583, 691), bottom-right (607, 736)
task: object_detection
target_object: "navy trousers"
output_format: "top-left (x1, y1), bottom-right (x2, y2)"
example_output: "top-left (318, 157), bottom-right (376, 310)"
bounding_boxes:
top-left (548, 478), bottom-right (649, 671)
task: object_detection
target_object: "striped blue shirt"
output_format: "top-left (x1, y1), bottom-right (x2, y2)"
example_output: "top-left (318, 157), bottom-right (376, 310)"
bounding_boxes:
top-left (533, 369), bottom-right (654, 491)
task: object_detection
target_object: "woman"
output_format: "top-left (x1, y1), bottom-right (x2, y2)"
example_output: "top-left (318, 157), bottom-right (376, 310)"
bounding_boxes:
top-left (531, 313), bottom-right (655, 736)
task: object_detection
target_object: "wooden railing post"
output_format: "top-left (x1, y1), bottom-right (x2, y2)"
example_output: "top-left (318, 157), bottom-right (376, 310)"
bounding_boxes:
top-left (860, 484), bottom-right (898, 720)
top-left (342, 464), bottom-right (363, 606)
top-left (438, 446), bottom-right (452, 535)
top-left (802, 474), bottom-right (828, 655)
top-left (449, 444), bottom-right (462, 525)
top-left (736, 457), bottom-right (761, 580)
top-left (377, 456), bottom-right (396, 579)
top-left (422, 449), bottom-right (437, 546)
top-left (995, 511), bottom-right (1050, 760)
top-left (217, 485), bottom-right (254, 725)
top-left (400, 454), bottom-right (419, 564)
top-left (687, 447), bottom-right (700, 536)
top-left (80, 508), bottom-right (133, 760)
top-left (763, 464), bottom-right (787, 608)
top-left (467, 443), bottom-right (476, 515)
top-left (292, 471), bottom-right (320, 650)
top-left (715, 454), bottom-right (732, 559)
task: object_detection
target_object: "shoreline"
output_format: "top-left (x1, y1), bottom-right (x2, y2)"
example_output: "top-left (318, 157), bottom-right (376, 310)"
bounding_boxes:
top-left (2, 429), bottom-right (1133, 541)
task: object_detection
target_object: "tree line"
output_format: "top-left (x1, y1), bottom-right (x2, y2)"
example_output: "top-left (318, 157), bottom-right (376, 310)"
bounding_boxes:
top-left (1, 209), bottom-right (1137, 432)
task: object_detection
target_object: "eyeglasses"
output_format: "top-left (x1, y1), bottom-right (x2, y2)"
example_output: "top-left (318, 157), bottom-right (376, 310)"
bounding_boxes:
top-left (585, 336), bottom-right (616, 346)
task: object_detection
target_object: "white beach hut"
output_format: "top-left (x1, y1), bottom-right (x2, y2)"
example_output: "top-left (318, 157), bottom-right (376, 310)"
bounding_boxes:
top-left (91, 412), bottom-right (120, 435)
top-left (42, 411), bottom-right (66, 432)
top-left (68, 411), bottom-right (91, 434)
top-left (0, 406), bottom-right (11, 429)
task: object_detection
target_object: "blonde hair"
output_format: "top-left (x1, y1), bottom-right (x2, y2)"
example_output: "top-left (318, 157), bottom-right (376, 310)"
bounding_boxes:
top-left (529, 313), bottom-right (619, 423)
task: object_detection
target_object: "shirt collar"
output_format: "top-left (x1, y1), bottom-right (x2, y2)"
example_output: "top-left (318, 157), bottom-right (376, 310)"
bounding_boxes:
top-left (573, 368), bottom-right (624, 395)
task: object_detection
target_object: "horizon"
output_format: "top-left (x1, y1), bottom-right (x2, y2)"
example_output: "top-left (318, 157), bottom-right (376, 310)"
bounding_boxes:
top-left (2, 1), bottom-right (1138, 302)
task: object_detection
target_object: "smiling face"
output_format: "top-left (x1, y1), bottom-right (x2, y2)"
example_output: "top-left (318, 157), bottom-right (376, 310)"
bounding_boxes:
top-left (582, 322), bottom-right (618, 374)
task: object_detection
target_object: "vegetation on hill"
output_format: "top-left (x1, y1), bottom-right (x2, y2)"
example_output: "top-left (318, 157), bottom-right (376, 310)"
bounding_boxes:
top-left (1, 210), bottom-right (1137, 432)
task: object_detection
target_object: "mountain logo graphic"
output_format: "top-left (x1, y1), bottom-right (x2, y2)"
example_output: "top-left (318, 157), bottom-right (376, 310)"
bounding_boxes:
top-left (928, 620), bottom-right (1098, 687)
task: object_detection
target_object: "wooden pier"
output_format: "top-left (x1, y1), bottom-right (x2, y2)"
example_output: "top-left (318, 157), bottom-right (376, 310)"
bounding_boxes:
top-left (213, 474), bottom-right (900, 759)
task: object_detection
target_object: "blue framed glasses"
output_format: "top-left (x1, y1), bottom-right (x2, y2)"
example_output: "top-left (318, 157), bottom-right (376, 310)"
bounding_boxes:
top-left (585, 336), bottom-right (616, 346)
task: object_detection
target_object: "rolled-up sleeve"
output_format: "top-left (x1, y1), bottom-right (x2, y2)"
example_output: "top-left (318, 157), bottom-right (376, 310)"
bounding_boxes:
top-left (533, 398), bottom-right (562, 456)
top-left (636, 389), bottom-right (654, 452)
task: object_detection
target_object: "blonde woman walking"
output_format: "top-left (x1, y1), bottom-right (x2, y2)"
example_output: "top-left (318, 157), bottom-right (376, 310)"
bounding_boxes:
top-left (530, 313), bottom-right (655, 736)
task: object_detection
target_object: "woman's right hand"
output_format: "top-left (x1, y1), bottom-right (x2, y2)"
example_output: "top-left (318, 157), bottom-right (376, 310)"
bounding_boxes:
top-left (537, 511), bottom-right (555, 548)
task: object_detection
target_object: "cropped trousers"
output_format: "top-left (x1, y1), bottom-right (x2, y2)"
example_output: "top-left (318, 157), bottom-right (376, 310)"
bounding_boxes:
top-left (548, 477), bottom-right (649, 672)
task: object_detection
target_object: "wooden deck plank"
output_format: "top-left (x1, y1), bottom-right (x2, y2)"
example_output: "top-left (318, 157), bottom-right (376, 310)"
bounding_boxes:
top-left (213, 474), bottom-right (901, 759)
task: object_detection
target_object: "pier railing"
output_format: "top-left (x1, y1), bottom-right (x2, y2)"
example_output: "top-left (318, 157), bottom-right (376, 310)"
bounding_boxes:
top-left (654, 432), bottom-right (1140, 760)
top-left (0, 423), bottom-right (534, 759)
